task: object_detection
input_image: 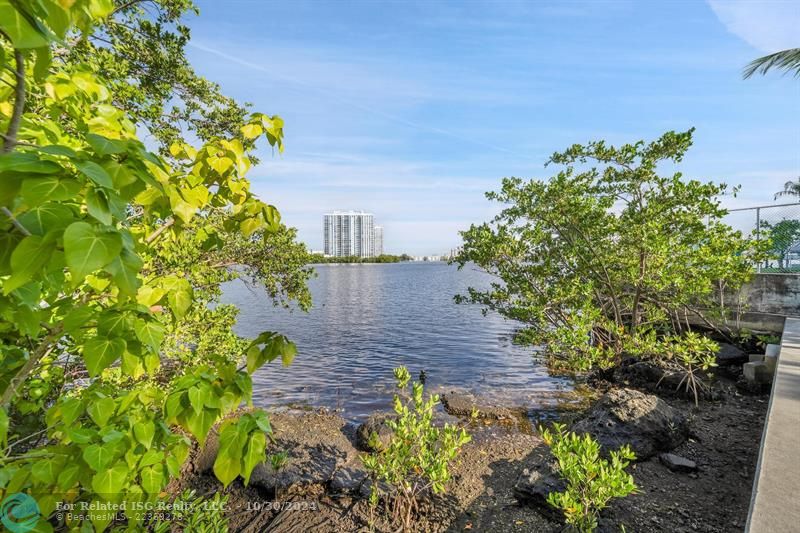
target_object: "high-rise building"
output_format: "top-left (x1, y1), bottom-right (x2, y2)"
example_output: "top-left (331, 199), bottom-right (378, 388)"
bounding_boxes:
top-left (373, 225), bottom-right (383, 256)
top-left (323, 211), bottom-right (375, 257)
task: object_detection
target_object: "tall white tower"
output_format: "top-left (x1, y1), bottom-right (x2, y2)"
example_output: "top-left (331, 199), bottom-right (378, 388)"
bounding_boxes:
top-left (323, 211), bottom-right (375, 257)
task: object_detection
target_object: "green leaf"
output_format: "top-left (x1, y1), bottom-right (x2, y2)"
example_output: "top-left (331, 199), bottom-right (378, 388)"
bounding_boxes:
top-left (57, 464), bottom-right (81, 490)
top-left (0, 2), bottom-right (51, 48)
top-left (185, 407), bottom-right (219, 445)
top-left (83, 442), bottom-right (117, 471)
top-left (86, 187), bottom-right (112, 225)
top-left (187, 385), bottom-right (206, 416)
top-left (83, 336), bottom-right (126, 377)
top-left (63, 221), bottom-right (122, 280)
top-left (76, 161), bottom-right (113, 188)
top-left (0, 152), bottom-right (60, 173)
top-left (213, 447), bottom-right (242, 488)
top-left (163, 277), bottom-right (192, 319)
top-left (5, 234), bottom-right (55, 294)
top-left (17, 202), bottom-right (74, 235)
top-left (133, 420), bottom-right (155, 449)
top-left (31, 456), bottom-right (63, 484)
top-left (140, 465), bottom-right (164, 494)
top-left (33, 45), bottom-right (51, 81)
top-left (106, 248), bottom-right (143, 297)
top-left (86, 133), bottom-right (127, 155)
top-left (21, 176), bottom-right (81, 204)
top-left (207, 155), bottom-right (233, 174)
top-left (92, 462), bottom-right (129, 495)
top-left (133, 318), bottom-right (165, 352)
top-left (242, 431), bottom-right (267, 485)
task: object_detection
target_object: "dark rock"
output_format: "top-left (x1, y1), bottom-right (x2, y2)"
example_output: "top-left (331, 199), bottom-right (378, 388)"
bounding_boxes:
top-left (329, 465), bottom-right (369, 494)
top-left (355, 413), bottom-right (394, 452)
top-left (715, 343), bottom-right (748, 366)
top-left (193, 411), bottom-right (361, 495)
top-left (572, 388), bottom-right (689, 460)
top-left (441, 391), bottom-right (523, 420)
top-left (512, 458), bottom-right (565, 522)
top-left (659, 453), bottom-right (698, 473)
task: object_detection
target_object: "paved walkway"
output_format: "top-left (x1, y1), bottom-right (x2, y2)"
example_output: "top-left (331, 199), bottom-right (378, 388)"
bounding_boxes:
top-left (747, 317), bottom-right (800, 532)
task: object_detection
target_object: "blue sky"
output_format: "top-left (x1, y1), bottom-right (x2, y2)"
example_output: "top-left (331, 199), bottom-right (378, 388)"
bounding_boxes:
top-left (184, 0), bottom-right (799, 255)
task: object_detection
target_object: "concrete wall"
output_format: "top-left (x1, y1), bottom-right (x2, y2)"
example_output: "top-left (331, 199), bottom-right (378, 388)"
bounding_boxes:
top-left (711, 274), bottom-right (800, 333)
top-left (731, 274), bottom-right (800, 317)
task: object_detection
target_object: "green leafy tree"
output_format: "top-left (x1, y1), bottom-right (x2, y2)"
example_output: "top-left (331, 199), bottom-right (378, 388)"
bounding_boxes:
top-left (541, 423), bottom-right (637, 532)
top-left (65, 0), bottom-right (256, 157)
top-left (0, 3), bottom-right (299, 531)
top-left (743, 48), bottom-right (800, 79)
top-left (362, 367), bottom-right (471, 532)
top-left (455, 130), bottom-right (766, 371)
top-left (760, 218), bottom-right (800, 270)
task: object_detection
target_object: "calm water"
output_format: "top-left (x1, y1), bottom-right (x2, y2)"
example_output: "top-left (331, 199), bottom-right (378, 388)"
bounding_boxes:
top-left (221, 262), bottom-right (573, 422)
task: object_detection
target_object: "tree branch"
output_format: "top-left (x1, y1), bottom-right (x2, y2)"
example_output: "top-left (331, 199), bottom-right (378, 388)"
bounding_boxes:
top-left (2, 49), bottom-right (25, 153)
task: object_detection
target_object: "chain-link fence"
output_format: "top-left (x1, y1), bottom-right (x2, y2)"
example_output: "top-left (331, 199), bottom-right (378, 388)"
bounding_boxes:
top-left (721, 202), bottom-right (800, 273)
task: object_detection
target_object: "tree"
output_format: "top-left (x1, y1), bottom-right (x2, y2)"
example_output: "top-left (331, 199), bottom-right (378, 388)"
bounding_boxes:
top-left (455, 130), bottom-right (766, 371)
top-left (761, 219), bottom-right (800, 270)
top-left (774, 177), bottom-right (800, 200)
top-left (65, 0), bottom-right (257, 157)
top-left (0, 2), bottom-right (299, 530)
top-left (743, 48), bottom-right (800, 79)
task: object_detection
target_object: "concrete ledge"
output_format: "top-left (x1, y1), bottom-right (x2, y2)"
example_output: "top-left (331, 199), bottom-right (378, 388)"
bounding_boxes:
top-left (746, 317), bottom-right (800, 532)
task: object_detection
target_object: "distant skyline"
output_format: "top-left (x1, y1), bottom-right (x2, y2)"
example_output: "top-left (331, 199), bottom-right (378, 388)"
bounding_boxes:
top-left (184, 0), bottom-right (799, 255)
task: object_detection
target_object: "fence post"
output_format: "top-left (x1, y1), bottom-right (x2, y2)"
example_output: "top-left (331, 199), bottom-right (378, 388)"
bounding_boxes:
top-left (756, 207), bottom-right (761, 273)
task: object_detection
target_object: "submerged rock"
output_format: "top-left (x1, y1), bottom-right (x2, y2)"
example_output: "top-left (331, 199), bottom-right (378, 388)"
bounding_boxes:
top-left (572, 388), bottom-right (689, 460)
top-left (441, 391), bottom-right (524, 420)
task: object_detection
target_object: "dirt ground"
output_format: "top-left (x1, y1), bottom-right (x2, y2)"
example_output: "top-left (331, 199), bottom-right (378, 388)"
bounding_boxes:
top-left (176, 374), bottom-right (768, 533)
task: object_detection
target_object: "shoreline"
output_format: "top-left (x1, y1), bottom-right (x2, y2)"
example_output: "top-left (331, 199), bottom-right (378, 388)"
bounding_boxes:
top-left (173, 369), bottom-right (768, 532)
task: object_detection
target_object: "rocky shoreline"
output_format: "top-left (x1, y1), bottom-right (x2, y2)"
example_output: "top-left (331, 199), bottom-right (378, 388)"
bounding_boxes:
top-left (171, 356), bottom-right (769, 532)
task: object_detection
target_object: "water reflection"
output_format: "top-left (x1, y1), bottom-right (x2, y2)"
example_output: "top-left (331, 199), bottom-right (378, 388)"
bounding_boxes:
top-left (221, 262), bottom-right (573, 422)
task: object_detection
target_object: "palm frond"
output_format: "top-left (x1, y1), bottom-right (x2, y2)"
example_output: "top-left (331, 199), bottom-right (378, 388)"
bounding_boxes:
top-left (743, 48), bottom-right (800, 79)
top-left (774, 177), bottom-right (800, 200)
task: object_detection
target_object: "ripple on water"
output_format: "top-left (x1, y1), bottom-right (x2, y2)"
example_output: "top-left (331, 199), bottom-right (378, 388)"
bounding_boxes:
top-left (220, 262), bottom-right (573, 423)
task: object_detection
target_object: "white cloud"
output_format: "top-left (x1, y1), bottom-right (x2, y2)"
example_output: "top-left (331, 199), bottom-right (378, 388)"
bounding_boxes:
top-left (708, 0), bottom-right (800, 52)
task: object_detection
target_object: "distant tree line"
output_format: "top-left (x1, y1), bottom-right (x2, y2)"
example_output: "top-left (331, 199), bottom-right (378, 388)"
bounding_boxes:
top-left (309, 254), bottom-right (413, 264)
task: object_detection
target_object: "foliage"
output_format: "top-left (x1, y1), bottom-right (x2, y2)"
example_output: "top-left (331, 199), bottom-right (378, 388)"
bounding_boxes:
top-left (760, 218), bottom-right (800, 270)
top-left (541, 423), bottom-right (637, 533)
top-left (0, 3), bottom-right (302, 531)
top-left (362, 367), bottom-right (471, 531)
top-left (743, 48), bottom-right (800, 79)
top-left (455, 130), bottom-right (767, 372)
top-left (309, 253), bottom-right (413, 264)
top-left (65, 0), bottom-right (258, 158)
top-left (774, 177), bottom-right (800, 200)
top-left (150, 489), bottom-right (229, 533)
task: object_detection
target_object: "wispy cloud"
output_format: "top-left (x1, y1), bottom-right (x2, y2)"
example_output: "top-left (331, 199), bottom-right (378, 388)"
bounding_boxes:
top-left (708, 0), bottom-right (800, 53)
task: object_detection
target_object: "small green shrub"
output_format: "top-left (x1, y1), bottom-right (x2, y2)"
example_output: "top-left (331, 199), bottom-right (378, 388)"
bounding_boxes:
top-left (362, 367), bottom-right (471, 531)
top-left (269, 450), bottom-right (289, 471)
top-left (541, 423), bottom-right (637, 532)
top-left (150, 490), bottom-right (228, 533)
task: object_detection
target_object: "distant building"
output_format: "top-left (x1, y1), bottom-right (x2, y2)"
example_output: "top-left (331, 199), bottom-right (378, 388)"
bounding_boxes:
top-left (373, 226), bottom-right (384, 256)
top-left (323, 210), bottom-right (376, 257)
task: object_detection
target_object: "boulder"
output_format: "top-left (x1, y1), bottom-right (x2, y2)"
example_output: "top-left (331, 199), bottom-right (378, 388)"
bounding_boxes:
top-left (355, 413), bottom-right (394, 452)
top-left (659, 453), bottom-right (698, 473)
top-left (441, 391), bottom-right (524, 420)
top-left (715, 343), bottom-right (748, 366)
top-left (512, 457), bottom-right (566, 522)
top-left (572, 388), bottom-right (689, 460)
